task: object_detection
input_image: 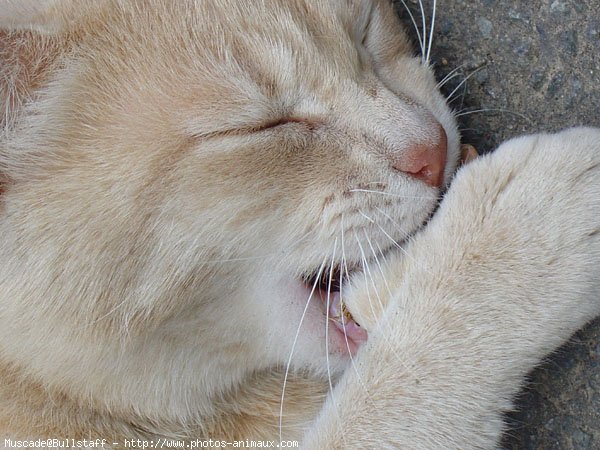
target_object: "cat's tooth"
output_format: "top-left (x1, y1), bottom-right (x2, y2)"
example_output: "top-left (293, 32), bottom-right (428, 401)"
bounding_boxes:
top-left (328, 293), bottom-right (369, 344)
top-left (341, 302), bottom-right (354, 324)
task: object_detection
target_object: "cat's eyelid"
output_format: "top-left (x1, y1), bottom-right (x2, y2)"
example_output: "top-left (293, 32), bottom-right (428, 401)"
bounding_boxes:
top-left (189, 117), bottom-right (322, 140)
top-left (253, 118), bottom-right (294, 132)
top-left (254, 117), bottom-right (323, 132)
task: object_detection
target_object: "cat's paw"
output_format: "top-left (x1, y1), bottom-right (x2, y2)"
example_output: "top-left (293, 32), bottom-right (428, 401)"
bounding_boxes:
top-left (439, 127), bottom-right (600, 334)
top-left (348, 127), bottom-right (600, 333)
top-left (304, 128), bottom-right (600, 450)
top-left (450, 126), bottom-right (600, 270)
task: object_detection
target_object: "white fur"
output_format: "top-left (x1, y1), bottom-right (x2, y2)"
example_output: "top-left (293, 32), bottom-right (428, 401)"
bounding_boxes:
top-left (304, 128), bottom-right (600, 448)
top-left (0, 0), bottom-right (598, 448)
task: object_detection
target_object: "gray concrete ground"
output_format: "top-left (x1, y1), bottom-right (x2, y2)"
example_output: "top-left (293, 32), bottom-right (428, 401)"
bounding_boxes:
top-left (392, 0), bottom-right (600, 448)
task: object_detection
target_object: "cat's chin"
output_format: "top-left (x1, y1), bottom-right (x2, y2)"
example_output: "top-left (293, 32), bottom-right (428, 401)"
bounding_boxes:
top-left (251, 237), bottom-right (408, 370)
top-left (250, 260), bottom-right (382, 374)
top-left (245, 273), bottom-right (360, 377)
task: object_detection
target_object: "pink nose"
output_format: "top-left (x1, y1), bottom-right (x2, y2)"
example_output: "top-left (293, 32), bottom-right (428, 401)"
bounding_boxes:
top-left (392, 125), bottom-right (448, 187)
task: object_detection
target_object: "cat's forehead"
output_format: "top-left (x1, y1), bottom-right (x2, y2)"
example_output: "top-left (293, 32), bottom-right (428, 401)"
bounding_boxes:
top-left (100, 0), bottom-right (395, 85)
top-left (200, 0), bottom-right (371, 37)
top-left (56, 0), bottom-right (417, 141)
top-left (183, 0), bottom-right (374, 82)
top-left (82, 0), bottom-right (386, 125)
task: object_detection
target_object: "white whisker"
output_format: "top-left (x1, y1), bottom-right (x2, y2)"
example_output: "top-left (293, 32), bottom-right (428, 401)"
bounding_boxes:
top-left (360, 254), bottom-right (422, 387)
top-left (355, 235), bottom-right (379, 322)
top-left (358, 210), bottom-right (376, 224)
top-left (356, 231), bottom-right (386, 317)
top-left (397, 0), bottom-right (424, 58)
top-left (344, 219), bottom-right (418, 409)
top-left (356, 229), bottom-right (423, 386)
top-left (455, 108), bottom-right (534, 124)
top-left (339, 244), bottom-right (354, 357)
top-left (372, 208), bottom-right (443, 283)
top-left (373, 207), bottom-right (412, 242)
top-left (357, 228), bottom-right (422, 387)
top-left (365, 231), bottom-right (394, 299)
top-left (446, 66), bottom-right (486, 104)
top-left (436, 63), bottom-right (468, 89)
top-left (426, 0), bottom-right (437, 64)
top-left (279, 255), bottom-right (328, 442)
top-left (370, 208), bottom-right (423, 261)
top-left (340, 216), bottom-right (370, 393)
top-left (325, 238), bottom-right (338, 395)
top-left (199, 231), bottom-right (314, 265)
top-left (417, 0), bottom-right (427, 64)
top-left (348, 188), bottom-right (437, 200)
top-left (324, 237), bottom-right (349, 449)
top-left (457, 127), bottom-right (479, 134)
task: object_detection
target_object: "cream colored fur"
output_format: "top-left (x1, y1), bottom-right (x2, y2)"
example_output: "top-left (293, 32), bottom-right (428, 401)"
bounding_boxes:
top-left (306, 128), bottom-right (600, 448)
top-left (0, 1), bottom-right (599, 449)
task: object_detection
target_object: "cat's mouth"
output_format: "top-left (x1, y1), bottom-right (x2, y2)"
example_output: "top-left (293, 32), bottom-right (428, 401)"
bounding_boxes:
top-left (301, 265), bottom-right (368, 350)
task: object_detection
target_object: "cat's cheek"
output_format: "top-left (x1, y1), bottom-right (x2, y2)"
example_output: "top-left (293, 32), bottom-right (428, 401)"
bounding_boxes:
top-left (251, 277), bottom-right (360, 370)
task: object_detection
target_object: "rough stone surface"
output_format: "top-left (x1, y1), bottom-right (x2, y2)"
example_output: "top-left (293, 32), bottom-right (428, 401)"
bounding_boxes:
top-left (392, 0), bottom-right (600, 448)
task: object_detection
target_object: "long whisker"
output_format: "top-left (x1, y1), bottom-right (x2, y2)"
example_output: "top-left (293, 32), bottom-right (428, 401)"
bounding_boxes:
top-left (198, 230), bottom-right (314, 265)
top-left (356, 218), bottom-right (389, 318)
top-left (358, 210), bottom-right (375, 224)
top-left (325, 238), bottom-right (338, 397)
top-left (355, 235), bottom-right (379, 322)
top-left (426, 0), bottom-right (437, 64)
top-left (397, 0), bottom-right (424, 58)
top-left (340, 216), bottom-right (370, 393)
top-left (364, 231), bottom-right (394, 299)
top-left (360, 249), bottom-right (422, 388)
top-left (348, 188), bottom-right (438, 200)
top-left (279, 255), bottom-right (328, 442)
top-left (370, 207), bottom-right (432, 271)
top-left (78, 231), bottom-right (316, 332)
top-left (417, 0), bottom-right (427, 64)
top-left (324, 237), bottom-right (350, 448)
top-left (355, 222), bottom-right (424, 387)
top-left (446, 66), bottom-right (486, 104)
top-left (372, 208), bottom-right (443, 284)
top-left (455, 108), bottom-right (534, 124)
top-left (457, 127), bottom-right (480, 134)
top-left (344, 219), bottom-right (421, 404)
top-left (359, 235), bottom-right (386, 314)
top-left (436, 63), bottom-right (468, 89)
top-left (373, 207), bottom-right (413, 242)
top-left (372, 222), bottom-right (408, 252)
top-left (339, 216), bottom-right (355, 358)
top-left (356, 229), bottom-right (422, 381)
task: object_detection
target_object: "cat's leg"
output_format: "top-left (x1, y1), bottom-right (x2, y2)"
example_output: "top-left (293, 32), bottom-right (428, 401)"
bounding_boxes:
top-left (302, 127), bottom-right (600, 449)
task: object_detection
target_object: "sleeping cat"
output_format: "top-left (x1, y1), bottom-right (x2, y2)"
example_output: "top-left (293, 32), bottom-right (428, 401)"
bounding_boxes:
top-left (1, 0), bottom-right (599, 448)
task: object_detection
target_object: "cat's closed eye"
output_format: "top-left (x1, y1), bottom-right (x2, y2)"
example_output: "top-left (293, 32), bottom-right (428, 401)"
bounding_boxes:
top-left (256, 117), bottom-right (323, 132)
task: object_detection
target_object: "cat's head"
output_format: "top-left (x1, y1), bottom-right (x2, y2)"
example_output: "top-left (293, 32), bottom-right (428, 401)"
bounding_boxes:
top-left (0, 0), bottom-right (458, 401)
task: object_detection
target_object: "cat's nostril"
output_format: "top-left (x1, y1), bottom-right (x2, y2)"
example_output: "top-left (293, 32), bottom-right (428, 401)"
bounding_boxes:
top-left (391, 125), bottom-right (448, 188)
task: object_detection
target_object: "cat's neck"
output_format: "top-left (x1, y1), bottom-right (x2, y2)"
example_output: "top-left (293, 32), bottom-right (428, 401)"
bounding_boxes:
top-left (0, 363), bottom-right (325, 443)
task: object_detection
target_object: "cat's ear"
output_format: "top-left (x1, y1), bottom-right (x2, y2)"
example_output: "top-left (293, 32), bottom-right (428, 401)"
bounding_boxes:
top-left (0, 0), bottom-right (80, 33)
